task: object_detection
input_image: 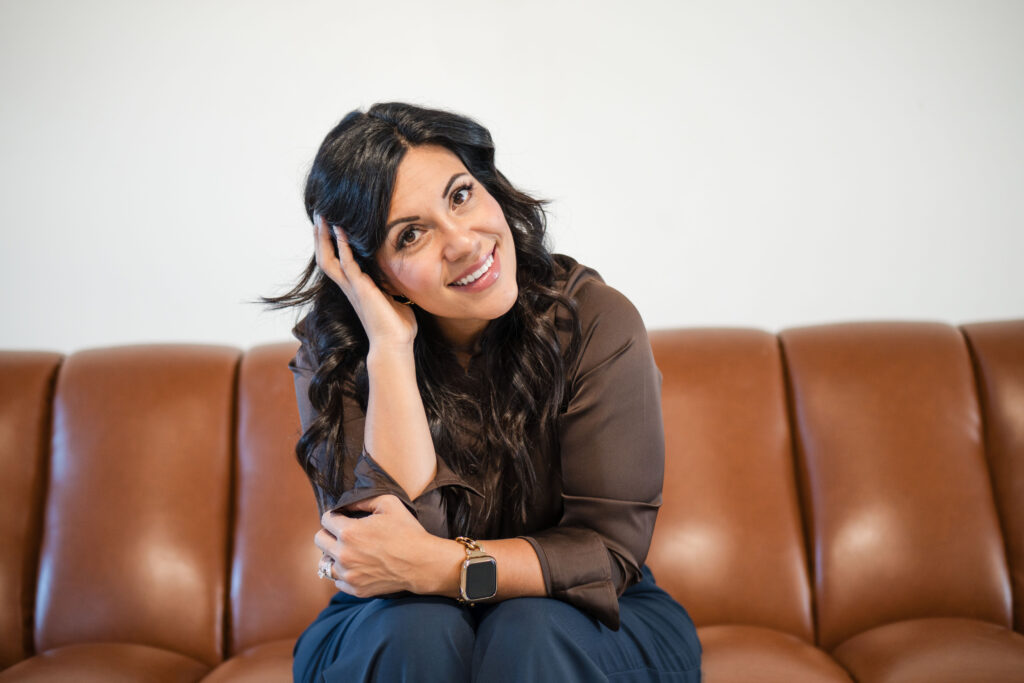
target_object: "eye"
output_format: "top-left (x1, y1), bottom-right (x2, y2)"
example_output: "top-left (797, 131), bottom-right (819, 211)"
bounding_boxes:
top-left (395, 226), bottom-right (423, 250)
top-left (451, 182), bottom-right (473, 207)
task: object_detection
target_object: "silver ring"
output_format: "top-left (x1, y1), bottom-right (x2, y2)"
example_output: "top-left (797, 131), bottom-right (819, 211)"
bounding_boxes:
top-left (317, 555), bottom-right (334, 580)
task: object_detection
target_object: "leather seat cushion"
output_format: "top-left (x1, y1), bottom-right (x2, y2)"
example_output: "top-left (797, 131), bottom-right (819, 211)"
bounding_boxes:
top-left (832, 617), bottom-right (1024, 682)
top-left (698, 624), bottom-right (852, 682)
top-left (201, 639), bottom-right (295, 682)
top-left (0, 642), bottom-right (209, 682)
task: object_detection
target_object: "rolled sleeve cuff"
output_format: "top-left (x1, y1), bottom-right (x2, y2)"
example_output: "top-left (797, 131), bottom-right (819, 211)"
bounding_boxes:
top-left (520, 527), bottom-right (621, 630)
top-left (329, 450), bottom-right (414, 514)
top-left (327, 451), bottom-right (481, 540)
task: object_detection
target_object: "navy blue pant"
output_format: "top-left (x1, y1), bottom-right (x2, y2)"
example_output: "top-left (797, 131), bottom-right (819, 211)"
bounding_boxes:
top-left (293, 566), bottom-right (701, 682)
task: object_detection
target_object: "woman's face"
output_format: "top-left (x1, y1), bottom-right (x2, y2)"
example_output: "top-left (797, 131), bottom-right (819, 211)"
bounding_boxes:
top-left (375, 144), bottom-right (518, 349)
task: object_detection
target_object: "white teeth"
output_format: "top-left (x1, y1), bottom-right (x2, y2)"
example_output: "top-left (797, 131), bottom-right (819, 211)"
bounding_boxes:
top-left (453, 254), bottom-right (494, 286)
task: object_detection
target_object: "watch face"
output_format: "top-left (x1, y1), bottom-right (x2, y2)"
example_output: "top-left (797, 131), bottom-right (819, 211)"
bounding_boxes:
top-left (465, 557), bottom-right (497, 600)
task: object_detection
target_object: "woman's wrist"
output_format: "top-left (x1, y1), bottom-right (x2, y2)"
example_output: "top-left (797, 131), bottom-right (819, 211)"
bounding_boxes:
top-left (406, 536), bottom-right (546, 601)
top-left (367, 341), bottom-right (415, 368)
top-left (414, 536), bottom-right (463, 597)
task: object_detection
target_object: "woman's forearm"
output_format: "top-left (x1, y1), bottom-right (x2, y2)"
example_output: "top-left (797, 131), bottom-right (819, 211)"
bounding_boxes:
top-left (364, 345), bottom-right (437, 499)
top-left (361, 346), bottom-right (546, 600)
top-left (319, 496), bottom-right (546, 602)
top-left (415, 536), bottom-right (546, 600)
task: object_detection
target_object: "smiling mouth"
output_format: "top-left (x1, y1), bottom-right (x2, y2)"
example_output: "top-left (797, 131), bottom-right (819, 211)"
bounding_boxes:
top-left (449, 248), bottom-right (496, 287)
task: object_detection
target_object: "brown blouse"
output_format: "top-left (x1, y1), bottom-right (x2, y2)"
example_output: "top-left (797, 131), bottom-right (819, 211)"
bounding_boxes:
top-left (289, 256), bottom-right (665, 629)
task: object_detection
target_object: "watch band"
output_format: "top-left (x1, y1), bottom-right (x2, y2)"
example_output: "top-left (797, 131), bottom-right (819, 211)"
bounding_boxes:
top-left (456, 536), bottom-right (486, 557)
top-left (455, 536), bottom-right (497, 605)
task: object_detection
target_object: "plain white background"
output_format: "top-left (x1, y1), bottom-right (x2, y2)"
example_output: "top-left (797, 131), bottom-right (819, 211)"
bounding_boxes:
top-left (1, 0), bottom-right (1022, 352)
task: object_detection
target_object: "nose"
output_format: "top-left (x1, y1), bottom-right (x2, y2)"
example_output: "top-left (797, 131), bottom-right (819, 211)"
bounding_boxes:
top-left (439, 220), bottom-right (480, 263)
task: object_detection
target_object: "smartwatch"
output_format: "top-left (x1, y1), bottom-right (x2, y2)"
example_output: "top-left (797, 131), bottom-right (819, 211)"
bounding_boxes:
top-left (455, 536), bottom-right (497, 605)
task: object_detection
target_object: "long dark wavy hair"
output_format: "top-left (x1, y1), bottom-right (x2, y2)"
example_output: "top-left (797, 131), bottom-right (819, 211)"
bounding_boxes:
top-left (264, 103), bottom-right (579, 537)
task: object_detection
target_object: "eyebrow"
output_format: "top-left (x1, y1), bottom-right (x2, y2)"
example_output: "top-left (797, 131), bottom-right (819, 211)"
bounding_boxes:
top-left (385, 215), bottom-right (419, 231)
top-left (385, 172), bottom-right (469, 231)
top-left (442, 172), bottom-right (467, 199)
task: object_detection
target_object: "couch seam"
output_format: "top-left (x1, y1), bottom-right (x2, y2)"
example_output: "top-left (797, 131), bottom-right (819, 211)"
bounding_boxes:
top-left (775, 333), bottom-right (821, 648)
top-left (959, 325), bottom-right (1016, 631)
top-left (23, 355), bottom-right (65, 662)
top-left (220, 350), bottom-right (242, 663)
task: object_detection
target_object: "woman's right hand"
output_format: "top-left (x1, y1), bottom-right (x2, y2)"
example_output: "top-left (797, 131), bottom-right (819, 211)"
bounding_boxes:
top-left (313, 214), bottom-right (417, 350)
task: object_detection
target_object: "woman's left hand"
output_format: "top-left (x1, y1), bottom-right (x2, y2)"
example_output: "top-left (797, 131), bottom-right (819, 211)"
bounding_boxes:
top-left (315, 494), bottom-right (449, 597)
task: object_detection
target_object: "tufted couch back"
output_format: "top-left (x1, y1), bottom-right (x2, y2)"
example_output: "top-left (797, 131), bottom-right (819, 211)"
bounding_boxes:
top-left (1, 321), bottom-right (1023, 681)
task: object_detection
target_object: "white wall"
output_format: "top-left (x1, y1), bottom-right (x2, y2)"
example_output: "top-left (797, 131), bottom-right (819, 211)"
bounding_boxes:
top-left (2, 0), bottom-right (1022, 352)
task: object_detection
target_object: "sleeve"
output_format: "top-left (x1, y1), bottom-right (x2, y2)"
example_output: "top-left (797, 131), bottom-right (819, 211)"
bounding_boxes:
top-left (519, 280), bottom-right (664, 630)
top-left (289, 336), bottom-right (475, 537)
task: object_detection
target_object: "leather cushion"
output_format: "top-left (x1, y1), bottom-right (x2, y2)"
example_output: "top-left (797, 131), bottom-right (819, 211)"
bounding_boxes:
top-left (832, 617), bottom-right (1024, 682)
top-left (698, 624), bottom-right (852, 682)
top-left (0, 642), bottom-right (209, 682)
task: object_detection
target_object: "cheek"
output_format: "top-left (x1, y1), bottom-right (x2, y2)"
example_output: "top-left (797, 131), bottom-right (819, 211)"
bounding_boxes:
top-left (387, 259), bottom-right (439, 296)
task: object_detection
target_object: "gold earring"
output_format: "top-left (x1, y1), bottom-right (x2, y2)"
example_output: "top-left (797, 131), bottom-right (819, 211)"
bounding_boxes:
top-left (393, 295), bottom-right (415, 306)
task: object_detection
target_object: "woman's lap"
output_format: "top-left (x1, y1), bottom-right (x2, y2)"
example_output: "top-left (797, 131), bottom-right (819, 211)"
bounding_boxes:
top-left (294, 595), bottom-right (475, 682)
top-left (293, 566), bottom-right (701, 682)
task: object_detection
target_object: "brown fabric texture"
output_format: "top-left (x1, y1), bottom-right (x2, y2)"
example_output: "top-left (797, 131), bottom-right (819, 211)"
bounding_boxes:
top-left (289, 256), bottom-right (664, 629)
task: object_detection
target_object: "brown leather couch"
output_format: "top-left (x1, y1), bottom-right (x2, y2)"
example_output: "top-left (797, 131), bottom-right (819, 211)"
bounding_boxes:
top-left (2, 321), bottom-right (1024, 682)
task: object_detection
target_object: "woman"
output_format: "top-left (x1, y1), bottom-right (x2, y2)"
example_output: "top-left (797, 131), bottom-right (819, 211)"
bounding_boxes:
top-left (267, 102), bottom-right (701, 682)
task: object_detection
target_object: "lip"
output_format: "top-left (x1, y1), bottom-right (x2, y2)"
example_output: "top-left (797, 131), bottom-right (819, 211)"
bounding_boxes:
top-left (447, 245), bottom-right (500, 293)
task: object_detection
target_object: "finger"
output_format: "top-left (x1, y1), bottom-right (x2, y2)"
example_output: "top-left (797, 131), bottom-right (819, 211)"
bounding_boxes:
top-left (332, 571), bottom-right (374, 598)
top-left (330, 229), bottom-right (389, 302)
top-left (331, 226), bottom-right (367, 283)
top-left (312, 216), bottom-right (337, 265)
top-left (312, 217), bottom-right (350, 288)
top-left (311, 215), bottom-right (330, 267)
top-left (320, 509), bottom-right (360, 537)
top-left (342, 497), bottom-right (377, 514)
top-left (370, 493), bottom-right (409, 515)
top-left (314, 528), bottom-right (337, 553)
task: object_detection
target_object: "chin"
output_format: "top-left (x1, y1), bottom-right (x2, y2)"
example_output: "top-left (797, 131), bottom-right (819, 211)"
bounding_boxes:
top-left (497, 283), bottom-right (519, 316)
top-left (482, 275), bottom-right (518, 316)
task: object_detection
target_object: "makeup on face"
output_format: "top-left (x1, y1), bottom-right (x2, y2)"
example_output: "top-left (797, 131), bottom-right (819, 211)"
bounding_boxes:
top-left (375, 145), bottom-right (519, 345)
top-left (448, 245), bottom-right (498, 290)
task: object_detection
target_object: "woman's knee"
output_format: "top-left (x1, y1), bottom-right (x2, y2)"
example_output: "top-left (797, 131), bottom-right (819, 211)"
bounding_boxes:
top-left (362, 597), bottom-right (475, 656)
top-left (477, 597), bottom-right (598, 643)
top-left (473, 598), bottom-right (607, 682)
top-left (316, 597), bottom-right (476, 682)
